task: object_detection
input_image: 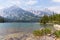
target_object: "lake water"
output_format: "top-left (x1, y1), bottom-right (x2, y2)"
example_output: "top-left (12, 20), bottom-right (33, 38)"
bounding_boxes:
top-left (0, 23), bottom-right (53, 35)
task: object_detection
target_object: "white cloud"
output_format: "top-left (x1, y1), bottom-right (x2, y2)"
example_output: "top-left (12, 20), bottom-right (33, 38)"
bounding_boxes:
top-left (10, 1), bottom-right (21, 6)
top-left (48, 6), bottom-right (60, 13)
top-left (52, 0), bottom-right (60, 2)
top-left (9, 0), bottom-right (38, 6)
top-left (0, 0), bottom-right (21, 9)
top-left (26, 0), bottom-right (38, 5)
top-left (0, 0), bottom-right (38, 9)
top-left (6, 0), bottom-right (38, 7)
top-left (0, 6), bottom-right (5, 9)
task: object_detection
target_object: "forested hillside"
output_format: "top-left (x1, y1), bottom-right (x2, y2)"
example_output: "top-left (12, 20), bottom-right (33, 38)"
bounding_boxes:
top-left (40, 14), bottom-right (60, 24)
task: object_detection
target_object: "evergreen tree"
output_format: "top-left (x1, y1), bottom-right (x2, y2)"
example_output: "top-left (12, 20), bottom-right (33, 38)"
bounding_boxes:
top-left (40, 15), bottom-right (49, 24)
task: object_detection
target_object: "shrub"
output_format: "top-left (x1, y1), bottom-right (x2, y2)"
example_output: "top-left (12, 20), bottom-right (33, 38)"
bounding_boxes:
top-left (53, 30), bottom-right (60, 38)
top-left (33, 30), bottom-right (43, 37)
top-left (41, 28), bottom-right (51, 35)
top-left (33, 28), bottom-right (51, 37)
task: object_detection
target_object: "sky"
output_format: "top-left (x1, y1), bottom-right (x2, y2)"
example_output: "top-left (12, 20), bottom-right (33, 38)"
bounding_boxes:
top-left (0, 0), bottom-right (60, 13)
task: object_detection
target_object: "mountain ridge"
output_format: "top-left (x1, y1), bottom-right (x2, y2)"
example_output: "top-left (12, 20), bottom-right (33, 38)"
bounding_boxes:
top-left (0, 6), bottom-right (40, 22)
top-left (0, 6), bottom-right (54, 22)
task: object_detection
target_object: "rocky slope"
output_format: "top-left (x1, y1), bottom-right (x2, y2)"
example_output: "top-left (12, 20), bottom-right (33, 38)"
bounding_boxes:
top-left (0, 6), bottom-right (40, 22)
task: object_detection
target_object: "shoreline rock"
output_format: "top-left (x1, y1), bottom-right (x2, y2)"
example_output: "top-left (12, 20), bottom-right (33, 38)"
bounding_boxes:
top-left (0, 32), bottom-right (55, 40)
top-left (54, 24), bottom-right (60, 30)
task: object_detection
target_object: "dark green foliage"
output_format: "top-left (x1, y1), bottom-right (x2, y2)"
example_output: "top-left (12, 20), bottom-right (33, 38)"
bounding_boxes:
top-left (49, 14), bottom-right (60, 24)
top-left (40, 14), bottom-right (60, 24)
top-left (53, 30), bottom-right (60, 38)
top-left (33, 28), bottom-right (60, 38)
top-left (41, 28), bottom-right (51, 35)
top-left (33, 28), bottom-right (51, 37)
top-left (0, 17), bottom-right (4, 22)
top-left (40, 15), bottom-right (49, 24)
top-left (33, 30), bottom-right (43, 37)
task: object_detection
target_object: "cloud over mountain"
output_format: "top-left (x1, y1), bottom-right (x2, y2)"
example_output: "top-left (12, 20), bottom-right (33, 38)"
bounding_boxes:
top-left (52, 0), bottom-right (60, 2)
top-left (48, 6), bottom-right (60, 13)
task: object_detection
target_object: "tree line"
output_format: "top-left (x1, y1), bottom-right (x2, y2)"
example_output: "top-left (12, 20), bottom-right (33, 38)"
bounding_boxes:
top-left (0, 17), bottom-right (4, 22)
top-left (40, 14), bottom-right (60, 24)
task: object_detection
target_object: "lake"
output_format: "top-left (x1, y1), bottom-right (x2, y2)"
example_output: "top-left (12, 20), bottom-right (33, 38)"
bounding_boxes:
top-left (0, 23), bottom-right (53, 35)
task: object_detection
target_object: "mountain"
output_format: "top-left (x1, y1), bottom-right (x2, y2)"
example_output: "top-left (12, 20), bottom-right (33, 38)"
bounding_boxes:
top-left (0, 6), bottom-right (55, 22)
top-left (0, 6), bottom-right (40, 22)
top-left (28, 9), bottom-right (54, 17)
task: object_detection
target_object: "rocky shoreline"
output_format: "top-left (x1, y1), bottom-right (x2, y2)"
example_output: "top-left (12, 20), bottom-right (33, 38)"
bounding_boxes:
top-left (0, 32), bottom-right (56, 40)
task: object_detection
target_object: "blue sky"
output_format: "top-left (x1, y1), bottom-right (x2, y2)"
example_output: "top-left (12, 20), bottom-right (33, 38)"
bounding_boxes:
top-left (0, 0), bottom-right (60, 13)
